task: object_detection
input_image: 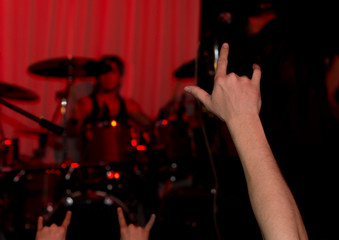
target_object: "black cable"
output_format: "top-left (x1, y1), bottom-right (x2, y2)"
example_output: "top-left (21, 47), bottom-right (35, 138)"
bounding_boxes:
top-left (197, 106), bottom-right (221, 240)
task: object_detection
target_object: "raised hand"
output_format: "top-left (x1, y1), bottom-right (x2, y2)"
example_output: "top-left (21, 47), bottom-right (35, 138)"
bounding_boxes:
top-left (35, 211), bottom-right (72, 240)
top-left (117, 207), bottom-right (155, 240)
top-left (185, 42), bottom-right (308, 240)
top-left (184, 42), bottom-right (262, 124)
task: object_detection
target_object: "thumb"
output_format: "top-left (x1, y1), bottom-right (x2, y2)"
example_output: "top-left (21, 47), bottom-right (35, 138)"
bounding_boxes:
top-left (184, 86), bottom-right (211, 109)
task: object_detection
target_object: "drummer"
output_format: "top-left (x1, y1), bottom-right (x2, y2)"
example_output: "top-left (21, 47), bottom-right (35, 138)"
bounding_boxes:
top-left (67, 56), bottom-right (153, 161)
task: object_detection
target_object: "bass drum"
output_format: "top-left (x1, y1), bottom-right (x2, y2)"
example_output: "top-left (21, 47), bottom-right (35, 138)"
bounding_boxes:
top-left (44, 190), bottom-right (132, 240)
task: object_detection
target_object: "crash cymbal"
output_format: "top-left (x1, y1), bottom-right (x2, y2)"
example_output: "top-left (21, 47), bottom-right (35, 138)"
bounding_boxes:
top-left (174, 60), bottom-right (195, 78)
top-left (0, 82), bottom-right (39, 101)
top-left (28, 57), bottom-right (112, 78)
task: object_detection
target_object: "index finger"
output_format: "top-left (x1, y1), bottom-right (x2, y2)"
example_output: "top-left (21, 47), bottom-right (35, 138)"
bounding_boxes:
top-left (61, 211), bottom-right (72, 229)
top-left (117, 207), bottom-right (127, 228)
top-left (214, 43), bottom-right (229, 81)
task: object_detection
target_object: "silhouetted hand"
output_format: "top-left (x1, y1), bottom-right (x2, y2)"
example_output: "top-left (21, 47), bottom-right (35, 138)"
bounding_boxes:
top-left (184, 42), bottom-right (262, 124)
top-left (35, 211), bottom-right (72, 240)
top-left (117, 207), bottom-right (155, 240)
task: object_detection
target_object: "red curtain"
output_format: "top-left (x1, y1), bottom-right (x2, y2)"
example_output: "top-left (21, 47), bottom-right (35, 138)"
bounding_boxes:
top-left (0, 0), bottom-right (201, 159)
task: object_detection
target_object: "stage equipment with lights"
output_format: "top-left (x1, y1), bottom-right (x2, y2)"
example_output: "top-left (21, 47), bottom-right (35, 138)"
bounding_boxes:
top-left (28, 56), bottom-right (112, 162)
top-left (0, 82), bottom-right (63, 168)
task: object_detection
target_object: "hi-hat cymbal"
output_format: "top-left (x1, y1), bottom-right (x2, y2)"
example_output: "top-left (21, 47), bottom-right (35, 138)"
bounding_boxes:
top-left (0, 82), bottom-right (39, 101)
top-left (28, 57), bottom-right (112, 78)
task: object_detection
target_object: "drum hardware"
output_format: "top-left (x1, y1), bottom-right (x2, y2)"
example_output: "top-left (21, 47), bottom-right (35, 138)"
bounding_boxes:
top-left (15, 127), bottom-right (51, 161)
top-left (4, 165), bottom-right (66, 231)
top-left (0, 138), bottom-right (19, 167)
top-left (0, 97), bottom-right (64, 136)
top-left (28, 56), bottom-right (112, 163)
top-left (153, 117), bottom-right (193, 160)
top-left (58, 163), bottom-right (126, 193)
top-left (81, 121), bottom-right (136, 164)
top-left (1, 158), bottom-right (152, 236)
top-left (42, 189), bottom-right (132, 240)
top-left (0, 82), bottom-right (39, 101)
top-left (64, 165), bottom-right (76, 180)
top-left (13, 169), bottom-right (26, 182)
top-left (0, 82), bottom-right (40, 167)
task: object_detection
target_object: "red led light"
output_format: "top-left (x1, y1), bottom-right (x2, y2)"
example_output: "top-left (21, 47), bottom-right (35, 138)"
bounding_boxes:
top-left (114, 172), bottom-right (120, 179)
top-left (70, 163), bottom-right (79, 168)
top-left (111, 120), bottom-right (117, 127)
top-left (61, 163), bottom-right (67, 168)
top-left (3, 139), bottom-right (12, 146)
top-left (107, 170), bottom-right (114, 179)
top-left (131, 139), bottom-right (137, 147)
top-left (161, 119), bottom-right (168, 126)
top-left (136, 145), bottom-right (147, 151)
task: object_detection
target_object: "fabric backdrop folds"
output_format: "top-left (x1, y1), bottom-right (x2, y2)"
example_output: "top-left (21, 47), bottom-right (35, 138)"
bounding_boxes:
top-left (0, 0), bottom-right (201, 159)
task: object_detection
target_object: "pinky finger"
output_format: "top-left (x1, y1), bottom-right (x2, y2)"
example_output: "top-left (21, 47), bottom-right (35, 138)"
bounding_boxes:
top-left (37, 216), bottom-right (44, 231)
top-left (251, 64), bottom-right (261, 85)
top-left (145, 214), bottom-right (156, 231)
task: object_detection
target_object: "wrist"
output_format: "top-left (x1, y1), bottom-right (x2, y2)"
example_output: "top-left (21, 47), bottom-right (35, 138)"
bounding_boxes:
top-left (226, 113), bottom-right (271, 160)
top-left (225, 113), bottom-right (261, 131)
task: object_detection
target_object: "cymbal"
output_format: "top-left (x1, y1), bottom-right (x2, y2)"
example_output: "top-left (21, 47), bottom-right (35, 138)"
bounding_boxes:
top-left (28, 57), bottom-right (112, 78)
top-left (0, 82), bottom-right (39, 101)
top-left (174, 60), bottom-right (195, 78)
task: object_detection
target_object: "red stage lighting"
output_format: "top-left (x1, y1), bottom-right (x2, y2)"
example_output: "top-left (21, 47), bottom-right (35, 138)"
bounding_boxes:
top-left (70, 162), bottom-right (79, 168)
top-left (136, 145), bottom-right (147, 151)
top-left (110, 120), bottom-right (117, 127)
top-left (107, 170), bottom-right (114, 179)
top-left (113, 172), bottom-right (120, 179)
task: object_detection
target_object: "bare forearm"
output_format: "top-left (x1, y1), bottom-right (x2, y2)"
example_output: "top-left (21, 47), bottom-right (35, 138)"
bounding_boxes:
top-left (184, 42), bottom-right (308, 239)
top-left (226, 114), bottom-right (308, 240)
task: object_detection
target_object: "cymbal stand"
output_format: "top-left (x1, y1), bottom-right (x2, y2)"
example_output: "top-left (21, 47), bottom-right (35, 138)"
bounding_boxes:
top-left (0, 106), bottom-right (19, 168)
top-left (60, 56), bottom-right (75, 163)
top-left (0, 107), bottom-right (6, 168)
top-left (0, 96), bottom-right (64, 168)
top-left (0, 108), bottom-right (5, 139)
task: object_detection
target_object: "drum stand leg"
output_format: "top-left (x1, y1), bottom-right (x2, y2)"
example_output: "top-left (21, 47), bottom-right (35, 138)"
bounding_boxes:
top-left (0, 107), bottom-right (10, 167)
top-left (59, 74), bottom-right (74, 163)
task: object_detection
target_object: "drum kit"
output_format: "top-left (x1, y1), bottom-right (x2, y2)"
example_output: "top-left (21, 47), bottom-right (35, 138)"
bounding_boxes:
top-left (0, 56), bottom-right (202, 238)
